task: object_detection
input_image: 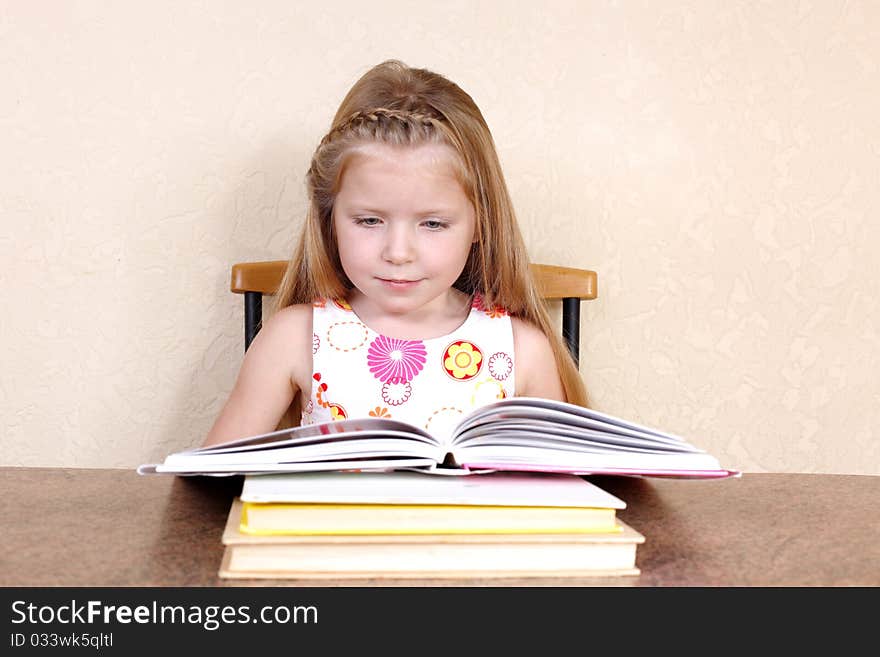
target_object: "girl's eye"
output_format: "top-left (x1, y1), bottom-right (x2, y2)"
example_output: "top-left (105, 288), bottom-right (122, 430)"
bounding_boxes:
top-left (355, 217), bottom-right (381, 226)
top-left (423, 219), bottom-right (448, 230)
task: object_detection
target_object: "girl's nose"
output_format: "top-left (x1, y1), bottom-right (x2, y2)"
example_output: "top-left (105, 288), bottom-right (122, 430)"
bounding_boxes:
top-left (381, 225), bottom-right (416, 264)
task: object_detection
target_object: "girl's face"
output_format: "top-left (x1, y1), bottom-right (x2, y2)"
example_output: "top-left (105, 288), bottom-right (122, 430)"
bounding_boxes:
top-left (332, 142), bottom-right (477, 321)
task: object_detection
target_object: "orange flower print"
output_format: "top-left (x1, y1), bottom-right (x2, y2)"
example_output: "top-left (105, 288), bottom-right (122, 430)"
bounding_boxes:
top-left (484, 305), bottom-right (507, 319)
top-left (333, 298), bottom-right (353, 311)
top-left (312, 299), bottom-right (326, 308)
top-left (443, 341), bottom-right (483, 380)
top-left (471, 294), bottom-right (507, 318)
top-left (369, 406), bottom-right (391, 418)
top-left (313, 373), bottom-right (330, 408)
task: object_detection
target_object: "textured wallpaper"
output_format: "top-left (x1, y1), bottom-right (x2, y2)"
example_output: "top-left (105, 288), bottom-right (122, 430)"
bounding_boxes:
top-left (2, 1), bottom-right (878, 474)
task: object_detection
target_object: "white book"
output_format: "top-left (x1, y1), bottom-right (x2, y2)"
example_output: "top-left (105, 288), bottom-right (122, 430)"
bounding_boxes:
top-left (240, 470), bottom-right (627, 509)
top-left (138, 396), bottom-right (738, 479)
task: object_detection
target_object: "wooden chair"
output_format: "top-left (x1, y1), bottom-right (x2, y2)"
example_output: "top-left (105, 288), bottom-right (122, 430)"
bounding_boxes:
top-left (230, 261), bottom-right (597, 366)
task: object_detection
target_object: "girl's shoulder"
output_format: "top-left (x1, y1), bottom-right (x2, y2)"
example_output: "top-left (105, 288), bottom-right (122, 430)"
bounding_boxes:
top-left (269, 302), bottom-right (314, 323)
top-left (509, 315), bottom-right (552, 354)
top-left (509, 315), bottom-right (563, 393)
top-left (253, 303), bottom-right (315, 394)
top-left (258, 303), bottom-right (314, 345)
top-left (510, 315), bottom-right (565, 399)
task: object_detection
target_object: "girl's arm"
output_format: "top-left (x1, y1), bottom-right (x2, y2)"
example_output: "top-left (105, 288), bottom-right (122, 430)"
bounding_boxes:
top-left (511, 317), bottom-right (566, 402)
top-left (202, 304), bottom-right (313, 447)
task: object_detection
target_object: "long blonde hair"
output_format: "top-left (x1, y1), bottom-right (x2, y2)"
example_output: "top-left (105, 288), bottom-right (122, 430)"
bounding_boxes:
top-left (275, 60), bottom-right (588, 406)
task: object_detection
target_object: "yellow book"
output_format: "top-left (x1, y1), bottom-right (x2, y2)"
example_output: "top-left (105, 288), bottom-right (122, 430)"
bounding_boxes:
top-left (240, 500), bottom-right (620, 535)
top-left (220, 499), bottom-right (643, 579)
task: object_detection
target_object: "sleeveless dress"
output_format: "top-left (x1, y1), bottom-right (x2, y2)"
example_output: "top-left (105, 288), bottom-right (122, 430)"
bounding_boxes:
top-left (302, 295), bottom-right (516, 442)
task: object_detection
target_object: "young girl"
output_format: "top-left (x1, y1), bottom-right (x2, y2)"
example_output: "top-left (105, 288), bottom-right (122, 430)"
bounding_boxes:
top-left (203, 59), bottom-right (588, 447)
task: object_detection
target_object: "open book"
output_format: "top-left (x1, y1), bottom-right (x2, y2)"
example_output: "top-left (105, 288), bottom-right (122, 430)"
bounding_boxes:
top-left (139, 397), bottom-right (738, 479)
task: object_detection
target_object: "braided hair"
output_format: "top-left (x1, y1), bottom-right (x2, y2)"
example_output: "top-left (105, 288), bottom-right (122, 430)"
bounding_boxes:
top-left (274, 60), bottom-right (588, 407)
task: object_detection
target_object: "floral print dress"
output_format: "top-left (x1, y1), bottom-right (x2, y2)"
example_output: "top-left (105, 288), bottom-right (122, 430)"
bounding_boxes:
top-left (302, 295), bottom-right (516, 442)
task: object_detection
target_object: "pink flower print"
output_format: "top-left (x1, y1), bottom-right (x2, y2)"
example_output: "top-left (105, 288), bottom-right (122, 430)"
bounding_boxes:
top-left (488, 351), bottom-right (513, 380)
top-left (300, 399), bottom-right (315, 426)
top-left (382, 379), bottom-right (412, 406)
top-left (367, 335), bottom-right (426, 383)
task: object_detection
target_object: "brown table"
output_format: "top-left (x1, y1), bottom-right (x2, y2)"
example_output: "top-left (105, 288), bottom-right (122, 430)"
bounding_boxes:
top-left (2, 467), bottom-right (878, 586)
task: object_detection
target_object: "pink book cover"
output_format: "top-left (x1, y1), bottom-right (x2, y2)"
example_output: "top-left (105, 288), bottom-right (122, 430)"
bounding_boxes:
top-left (458, 462), bottom-right (742, 479)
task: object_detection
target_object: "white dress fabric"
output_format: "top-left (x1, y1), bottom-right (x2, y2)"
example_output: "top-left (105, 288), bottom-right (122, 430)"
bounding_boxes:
top-left (302, 295), bottom-right (516, 442)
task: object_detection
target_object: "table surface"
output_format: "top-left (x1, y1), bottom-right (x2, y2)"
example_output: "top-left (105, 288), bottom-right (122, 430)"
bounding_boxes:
top-left (2, 467), bottom-right (878, 586)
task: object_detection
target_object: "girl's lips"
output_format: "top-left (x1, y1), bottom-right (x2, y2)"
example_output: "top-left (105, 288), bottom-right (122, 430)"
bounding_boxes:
top-left (378, 278), bottom-right (421, 289)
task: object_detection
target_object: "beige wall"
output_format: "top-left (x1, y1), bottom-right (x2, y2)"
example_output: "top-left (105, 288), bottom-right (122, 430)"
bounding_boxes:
top-left (2, 1), bottom-right (878, 474)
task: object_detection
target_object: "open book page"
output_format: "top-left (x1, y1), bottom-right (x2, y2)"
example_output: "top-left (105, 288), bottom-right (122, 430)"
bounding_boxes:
top-left (451, 397), bottom-right (693, 447)
top-left (442, 397), bottom-right (731, 476)
top-left (188, 417), bottom-right (436, 454)
top-left (147, 458), bottom-right (436, 476)
top-left (158, 429), bottom-right (445, 471)
top-left (455, 418), bottom-right (702, 453)
top-left (452, 444), bottom-right (725, 475)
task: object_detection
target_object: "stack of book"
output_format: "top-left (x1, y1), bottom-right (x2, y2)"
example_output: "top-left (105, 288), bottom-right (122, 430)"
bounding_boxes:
top-left (139, 397), bottom-right (737, 579)
top-left (218, 470), bottom-right (645, 580)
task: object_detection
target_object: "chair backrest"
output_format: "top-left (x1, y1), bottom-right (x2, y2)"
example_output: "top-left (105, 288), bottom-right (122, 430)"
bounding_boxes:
top-left (230, 261), bottom-right (597, 366)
